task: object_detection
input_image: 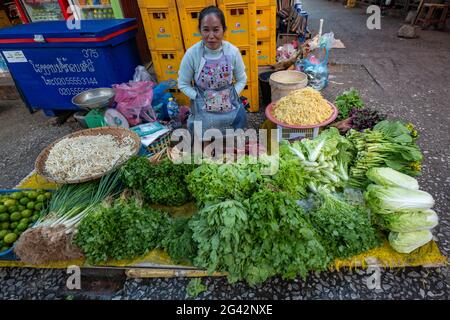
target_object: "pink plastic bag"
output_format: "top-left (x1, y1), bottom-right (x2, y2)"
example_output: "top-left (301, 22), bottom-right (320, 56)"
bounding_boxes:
top-left (113, 81), bottom-right (157, 126)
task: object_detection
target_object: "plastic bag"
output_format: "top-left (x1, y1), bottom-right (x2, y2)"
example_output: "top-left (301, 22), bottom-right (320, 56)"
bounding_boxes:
top-left (276, 43), bottom-right (298, 62)
top-left (132, 65), bottom-right (155, 82)
top-left (152, 79), bottom-right (177, 107)
top-left (113, 81), bottom-right (157, 126)
top-left (302, 46), bottom-right (329, 91)
top-left (319, 32), bottom-right (335, 50)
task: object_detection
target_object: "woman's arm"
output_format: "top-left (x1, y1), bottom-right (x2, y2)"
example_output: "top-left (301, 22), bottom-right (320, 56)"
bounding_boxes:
top-left (233, 49), bottom-right (247, 95)
top-left (178, 50), bottom-right (198, 100)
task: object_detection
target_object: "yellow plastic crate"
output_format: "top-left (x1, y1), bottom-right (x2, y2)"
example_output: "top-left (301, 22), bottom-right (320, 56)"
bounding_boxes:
top-left (238, 45), bottom-right (258, 84)
top-left (256, 0), bottom-right (276, 65)
top-left (151, 49), bottom-right (185, 83)
top-left (238, 44), bottom-right (259, 111)
top-left (240, 80), bottom-right (259, 112)
top-left (255, 0), bottom-right (276, 40)
top-left (256, 38), bottom-right (275, 66)
top-left (176, 0), bottom-right (217, 50)
top-left (139, 0), bottom-right (185, 51)
top-left (217, 0), bottom-right (257, 47)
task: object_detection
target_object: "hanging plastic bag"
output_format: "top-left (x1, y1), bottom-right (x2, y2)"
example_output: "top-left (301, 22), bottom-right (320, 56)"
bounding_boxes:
top-left (132, 65), bottom-right (155, 83)
top-left (302, 45), bottom-right (329, 91)
top-left (113, 81), bottom-right (157, 126)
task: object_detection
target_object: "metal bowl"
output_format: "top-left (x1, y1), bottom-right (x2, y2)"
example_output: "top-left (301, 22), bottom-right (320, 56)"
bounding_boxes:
top-left (72, 88), bottom-right (115, 110)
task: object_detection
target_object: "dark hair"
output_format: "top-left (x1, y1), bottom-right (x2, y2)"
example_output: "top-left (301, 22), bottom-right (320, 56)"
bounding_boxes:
top-left (198, 6), bottom-right (227, 31)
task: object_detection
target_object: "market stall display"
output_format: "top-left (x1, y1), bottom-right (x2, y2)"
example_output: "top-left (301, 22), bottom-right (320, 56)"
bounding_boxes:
top-left (0, 3), bottom-right (446, 287)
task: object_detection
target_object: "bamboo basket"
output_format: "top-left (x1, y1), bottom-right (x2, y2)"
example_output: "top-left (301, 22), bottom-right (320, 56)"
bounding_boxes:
top-left (35, 127), bottom-right (141, 184)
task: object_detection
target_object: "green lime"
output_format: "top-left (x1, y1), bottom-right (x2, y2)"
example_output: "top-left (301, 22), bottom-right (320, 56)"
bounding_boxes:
top-left (0, 205), bottom-right (6, 213)
top-left (0, 246), bottom-right (10, 252)
top-left (8, 205), bottom-right (18, 213)
top-left (31, 214), bottom-right (40, 222)
top-left (45, 192), bottom-right (52, 199)
top-left (20, 218), bottom-right (29, 225)
top-left (1, 222), bottom-right (10, 230)
top-left (17, 205), bottom-right (26, 211)
top-left (16, 223), bottom-right (27, 232)
top-left (9, 222), bottom-right (18, 229)
top-left (27, 191), bottom-right (38, 199)
top-left (34, 202), bottom-right (44, 211)
top-left (36, 189), bottom-right (45, 194)
top-left (36, 195), bottom-right (46, 203)
top-left (10, 192), bottom-right (23, 200)
top-left (10, 212), bottom-right (21, 222)
top-left (26, 202), bottom-right (35, 210)
top-left (3, 199), bottom-right (16, 207)
top-left (19, 197), bottom-right (30, 205)
top-left (0, 240), bottom-right (4, 247)
top-left (21, 209), bottom-right (33, 218)
top-left (0, 213), bottom-right (8, 222)
top-left (0, 230), bottom-right (7, 239)
top-left (3, 233), bottom-right (17, 244)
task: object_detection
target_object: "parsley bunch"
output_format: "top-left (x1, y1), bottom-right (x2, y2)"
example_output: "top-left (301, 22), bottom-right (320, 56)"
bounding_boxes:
top-left (310, 189), bottom-right (382, 259)
top-left (74, 199), bottom-right (171, 264)
top-left (121, 156), bottom-right (195, 206)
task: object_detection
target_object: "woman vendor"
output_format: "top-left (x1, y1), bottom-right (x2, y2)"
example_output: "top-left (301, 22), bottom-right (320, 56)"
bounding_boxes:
top-left (178, 6), bottom-right (247, 139)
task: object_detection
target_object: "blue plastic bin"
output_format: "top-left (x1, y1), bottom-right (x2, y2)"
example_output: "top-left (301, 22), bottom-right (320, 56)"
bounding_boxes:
top-left (0, 19), bottom-right (141, 116)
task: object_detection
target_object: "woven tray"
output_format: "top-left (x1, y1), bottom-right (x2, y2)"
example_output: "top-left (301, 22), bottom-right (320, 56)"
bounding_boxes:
top-left (35, 127), bottom-right (141, 184)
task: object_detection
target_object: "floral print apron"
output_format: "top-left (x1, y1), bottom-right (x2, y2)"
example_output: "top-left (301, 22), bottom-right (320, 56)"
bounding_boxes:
top-left (187, 43), bottom-right (242, 138)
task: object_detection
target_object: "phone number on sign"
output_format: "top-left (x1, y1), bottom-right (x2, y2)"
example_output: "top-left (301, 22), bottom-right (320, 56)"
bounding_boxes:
top-left (58, 87), bottom-right (92, 96)
top-left (43, 77), bottom-right (99, 86)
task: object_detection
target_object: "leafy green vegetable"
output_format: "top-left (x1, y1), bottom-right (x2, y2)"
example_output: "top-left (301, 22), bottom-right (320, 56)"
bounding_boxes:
top-left (347, 120), bottom-right (423, 188)
top-left (186, 156), bottom-right (273, 206)
top-left (335, 89), bottom-right (364, 121)
top-left (74, 199), bottom-right (171, 264)
top-left (366, 167), bottom-right (419, 190)
top-left (162, 218), bottom-right (197, 264)
top-left (309, 189), bottom-right (381, 259)
top-left (388, 230), bottom-right (433, 254)
top-left (186, 278), bottom-right (207, 298)
top-left (120, 156), bottom-right (150, 190)
top-left (285, 128), bottom-right (353, 193)
top-left (382, 209), bottom-right (438, 233)
top-left (189, 191), bottom-right (330, 285)
top-left (121, 156), bottom-right (195, 206)
top-left (364, 184), bottom-right (434, 214)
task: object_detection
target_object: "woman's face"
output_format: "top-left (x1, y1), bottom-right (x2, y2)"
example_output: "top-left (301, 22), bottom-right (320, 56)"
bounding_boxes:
top-left (200, 14), bottom-right (224, 50)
